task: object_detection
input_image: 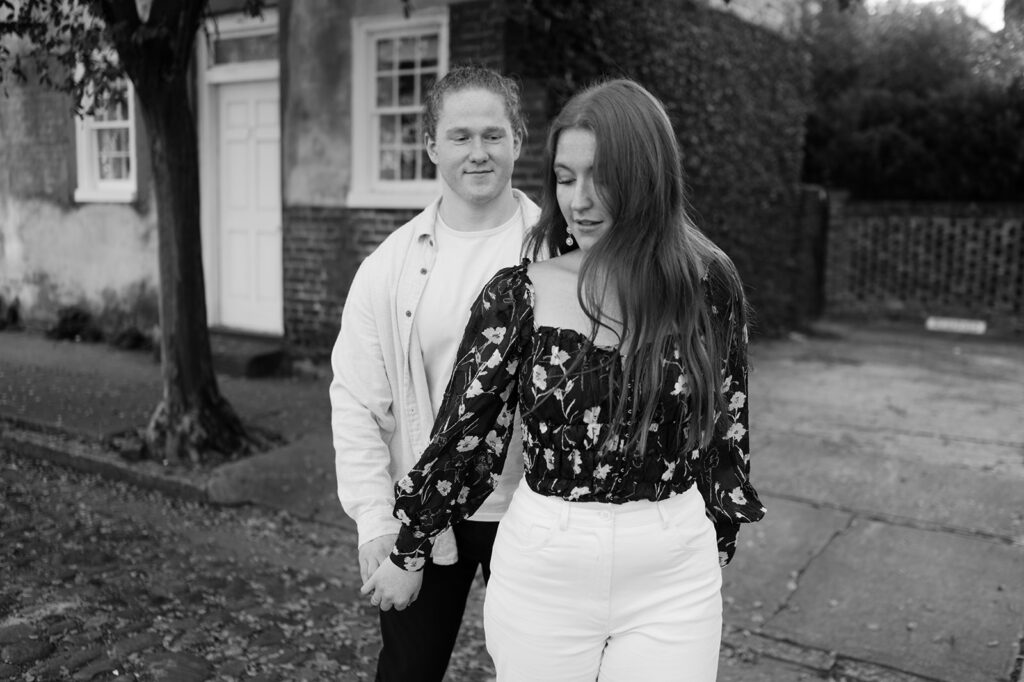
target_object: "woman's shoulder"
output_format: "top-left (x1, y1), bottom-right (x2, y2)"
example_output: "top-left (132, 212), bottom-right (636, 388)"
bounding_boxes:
top-left (526, 253), bottom-right (582, 306)
top-left (527, 252), bottom-right (580, 281)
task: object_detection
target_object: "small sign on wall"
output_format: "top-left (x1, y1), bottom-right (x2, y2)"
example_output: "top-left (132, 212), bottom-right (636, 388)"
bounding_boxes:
top-left (924, 316), bottom-right (987, 335)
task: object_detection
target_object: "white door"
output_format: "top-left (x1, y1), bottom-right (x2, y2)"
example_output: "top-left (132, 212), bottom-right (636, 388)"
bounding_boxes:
top-left (217, 80), bottom-right (282, 334)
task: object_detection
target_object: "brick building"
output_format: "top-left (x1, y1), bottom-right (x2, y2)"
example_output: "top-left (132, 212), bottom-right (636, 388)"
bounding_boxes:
top-left (0, 0), bottom-right (551, 349)
top-left (280, 0), bottom-right (564, 351)
top-left (1, 0), bottom-right (810, 353)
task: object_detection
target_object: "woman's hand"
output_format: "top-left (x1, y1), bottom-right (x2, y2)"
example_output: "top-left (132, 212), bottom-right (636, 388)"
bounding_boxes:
top-left (360, 558), bottom-right (424, 611)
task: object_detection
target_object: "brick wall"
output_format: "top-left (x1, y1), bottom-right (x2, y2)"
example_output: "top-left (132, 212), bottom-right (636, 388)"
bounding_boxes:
top-left (508, 77), bottom-right (548, 203)
top-left (450, 0), bottom-right (505, 70)
top-left (283, 206), bottom-right (418, 352)
top-left (284, 0), bottom-right (536, 353)
top-left (451, 0), bottom-right (546, 201)
top-left (825, 194), bottom-right (1024, 333)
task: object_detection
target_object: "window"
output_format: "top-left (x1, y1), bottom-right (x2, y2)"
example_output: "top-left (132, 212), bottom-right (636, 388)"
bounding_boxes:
top-left (74, 81), bottom-right (137, 203)
top-left (349, 10), bottom-right (448, 208)
top-left (200, 9), bottom-right (280, 77)
top-left (212, 32), bottom-right (278, 65)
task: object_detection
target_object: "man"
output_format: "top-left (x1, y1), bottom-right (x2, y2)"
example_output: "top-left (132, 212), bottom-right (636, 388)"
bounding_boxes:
top-left (330, 65), bottom-right (540, 682)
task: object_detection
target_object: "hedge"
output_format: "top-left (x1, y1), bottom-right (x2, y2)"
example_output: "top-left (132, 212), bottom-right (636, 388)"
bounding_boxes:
top-left (505, 0), bottom-right (813, 334)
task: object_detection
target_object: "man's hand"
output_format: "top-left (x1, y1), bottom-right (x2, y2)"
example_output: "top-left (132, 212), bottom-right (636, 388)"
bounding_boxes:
top-left (358, 534), bottom-right (398, 583)
top-left (361, 558), bottom-right (424, 611)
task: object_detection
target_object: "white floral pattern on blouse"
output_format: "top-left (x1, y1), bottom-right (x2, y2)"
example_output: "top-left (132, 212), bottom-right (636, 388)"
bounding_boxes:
top-left (391, 261), bottom-right (765, 570)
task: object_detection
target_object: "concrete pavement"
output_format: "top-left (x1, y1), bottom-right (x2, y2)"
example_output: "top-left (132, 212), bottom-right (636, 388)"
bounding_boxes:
top-left (1, 322), bottom-right (1022, 681)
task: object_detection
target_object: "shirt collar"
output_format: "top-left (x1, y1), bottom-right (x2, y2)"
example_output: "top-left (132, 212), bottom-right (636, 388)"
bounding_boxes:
top-left (413, 196), bottom-right (443, 242)
top-left (416, 189), bottom-right (529, 242)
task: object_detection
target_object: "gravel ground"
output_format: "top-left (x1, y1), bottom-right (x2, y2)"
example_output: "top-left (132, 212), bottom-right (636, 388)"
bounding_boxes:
top-left (0, 450), bottom-right (494, 681)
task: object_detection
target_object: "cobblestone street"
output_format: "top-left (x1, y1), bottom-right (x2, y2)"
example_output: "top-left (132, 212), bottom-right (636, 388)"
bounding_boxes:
top-left (0, 450), bottom-right (494, 682)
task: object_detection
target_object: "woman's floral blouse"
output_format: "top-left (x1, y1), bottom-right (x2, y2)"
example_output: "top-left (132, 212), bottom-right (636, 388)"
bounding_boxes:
top-left (391, 261), bottom-right (765, 572)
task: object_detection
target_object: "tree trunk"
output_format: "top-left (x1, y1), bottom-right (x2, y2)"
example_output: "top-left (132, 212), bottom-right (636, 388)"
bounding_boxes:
top-left (135, 68), bottom-right (257, 466)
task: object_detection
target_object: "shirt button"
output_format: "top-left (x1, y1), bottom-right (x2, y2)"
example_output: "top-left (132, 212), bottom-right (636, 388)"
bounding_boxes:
top-left (405, 310), bottom-right (412, 318)
top-left (420, 268), bottom-right (428, 275)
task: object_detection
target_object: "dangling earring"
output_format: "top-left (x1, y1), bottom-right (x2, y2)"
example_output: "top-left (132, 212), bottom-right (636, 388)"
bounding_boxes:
top-left (565, 228), bottom-right (574, 247)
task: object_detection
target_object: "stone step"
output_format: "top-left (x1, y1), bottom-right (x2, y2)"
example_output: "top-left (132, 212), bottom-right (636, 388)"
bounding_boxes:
top-left (209, 329), bottom-right (289, 379)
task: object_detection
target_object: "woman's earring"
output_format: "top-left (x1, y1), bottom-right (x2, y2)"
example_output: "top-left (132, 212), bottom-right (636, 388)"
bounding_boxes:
top-left (565, 229), bottom-right (574, 247)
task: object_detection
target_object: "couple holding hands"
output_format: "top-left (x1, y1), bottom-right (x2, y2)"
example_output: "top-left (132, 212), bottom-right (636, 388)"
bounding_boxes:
top-left (331, 65), bottom-right (764, 682)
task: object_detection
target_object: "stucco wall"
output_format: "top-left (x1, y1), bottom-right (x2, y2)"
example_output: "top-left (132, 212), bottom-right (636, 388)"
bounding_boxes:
top-left (281, 0), bottom-right (470, 209)
top-left (280, 0), bottom-right (353, 208)
top-left (0, 79), bottom-right (158, 329)
top-left (0, 199), bottom-right (158, 320)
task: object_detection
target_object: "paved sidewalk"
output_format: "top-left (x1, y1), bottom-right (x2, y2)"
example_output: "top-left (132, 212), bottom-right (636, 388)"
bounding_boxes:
top-left (1, 322), bottom-right (1022, 681)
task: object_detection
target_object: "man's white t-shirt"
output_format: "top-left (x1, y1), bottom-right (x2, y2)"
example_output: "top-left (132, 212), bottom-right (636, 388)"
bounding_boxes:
top-left (413, 207), bottom-right (526, 522)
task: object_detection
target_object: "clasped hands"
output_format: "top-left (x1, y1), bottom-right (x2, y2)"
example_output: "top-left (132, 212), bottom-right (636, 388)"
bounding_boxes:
top-left (358, 533), bottom-right (423, 611)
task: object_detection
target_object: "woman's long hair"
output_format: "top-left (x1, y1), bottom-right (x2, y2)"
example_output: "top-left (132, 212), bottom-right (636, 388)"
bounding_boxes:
top-left (525, 79), bottom-right (748, 455)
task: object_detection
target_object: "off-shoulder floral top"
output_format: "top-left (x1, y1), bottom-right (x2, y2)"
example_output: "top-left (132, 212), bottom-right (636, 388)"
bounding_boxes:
top-left (392, 261), bottom-right (765, 570)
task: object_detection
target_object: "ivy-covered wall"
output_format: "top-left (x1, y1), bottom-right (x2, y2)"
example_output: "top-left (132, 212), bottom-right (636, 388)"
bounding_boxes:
top-left (503, 0), bottom-right (812, 335)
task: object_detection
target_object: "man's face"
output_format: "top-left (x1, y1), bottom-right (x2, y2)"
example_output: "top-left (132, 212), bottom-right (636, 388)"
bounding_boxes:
top-left (426, 88), bottom-right (521, 207)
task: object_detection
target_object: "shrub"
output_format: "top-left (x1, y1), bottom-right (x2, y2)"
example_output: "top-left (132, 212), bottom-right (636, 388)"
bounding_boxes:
top-left (509, 0), bottom-right (812, 334)
top-left (803, 0), bottom-right (1024, 200)
top-left (45, 305), bottom-right (103, 342)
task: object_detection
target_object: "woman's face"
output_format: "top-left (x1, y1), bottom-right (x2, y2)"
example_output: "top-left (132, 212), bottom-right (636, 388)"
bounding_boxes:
top-left (554, 128), bottom-right (611, 252)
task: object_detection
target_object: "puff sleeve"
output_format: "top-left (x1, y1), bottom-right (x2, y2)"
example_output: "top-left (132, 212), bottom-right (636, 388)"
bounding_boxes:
top-left (695, 270), bottom-right (766, 567)
top-left (390, 264), bottom-right (533, 570)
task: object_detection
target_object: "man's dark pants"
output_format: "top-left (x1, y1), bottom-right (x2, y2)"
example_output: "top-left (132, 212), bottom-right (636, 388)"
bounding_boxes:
top-left (376, 520), bottom-right (499, 682)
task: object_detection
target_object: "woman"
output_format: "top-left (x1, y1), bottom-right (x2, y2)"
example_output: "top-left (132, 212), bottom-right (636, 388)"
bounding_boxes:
top-left (363, 79), bottom-right (765, 681)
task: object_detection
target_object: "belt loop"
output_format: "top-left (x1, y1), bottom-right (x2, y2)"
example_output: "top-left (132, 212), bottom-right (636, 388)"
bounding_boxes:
top-left (656, 500), bottom-right (671, 529)
top-left (559, 502), bottom-right (571, 530)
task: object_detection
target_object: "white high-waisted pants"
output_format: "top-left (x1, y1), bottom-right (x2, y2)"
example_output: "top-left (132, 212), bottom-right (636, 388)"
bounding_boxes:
top-left (484, 480), bottom-right (722, 682)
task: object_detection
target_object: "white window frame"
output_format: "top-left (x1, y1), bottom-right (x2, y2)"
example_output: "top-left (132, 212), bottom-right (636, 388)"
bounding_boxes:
top-left (198, 8), bottom-right (280, 84)
top-left (74, 80), bottom-right (137, 203)
top-left (348, 9), bottom-right (449, 209)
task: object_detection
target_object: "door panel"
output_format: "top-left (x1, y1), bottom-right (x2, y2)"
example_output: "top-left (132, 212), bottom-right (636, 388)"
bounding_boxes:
top-left (217, 80), bottom-right (282, 334)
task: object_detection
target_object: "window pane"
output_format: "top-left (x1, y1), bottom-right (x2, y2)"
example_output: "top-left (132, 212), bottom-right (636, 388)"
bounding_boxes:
top-left (364, 27), bottom-right (444, 190)
top-left (422, 72), bottom-right (437, 100)
top-left (97, 129), bottom-right (129, 154)
top-left (400, 113), bottom-right (418, 144)
top-left (397, 37), bottom-right (416, 70)
top-left (94, 94), bottom-right (128, 122)
top-left (110, 156), bottom-right (130, 180)
top-left (400, 150), bottom-right (417, 180)
top-left (376, 39), bottom-right (394, 71)
top-left (380, 150), bottom-right (397, 180)
top-left (376, 76), bottom-right (394, 107)
top-left (398, 74), bottom-right (415, 106)
top-left (99, 155), bottom-right (113, 180)
top-left (98, 153), bottom-right (130, 180)
top-left (213, 33), bottom-right (278, 64)
top-left (420, 152), bottom-right (436, 180)
top-left (419, 35), bottom-right (438, 68)
top-left (379, 114), bottom-right (398, 145)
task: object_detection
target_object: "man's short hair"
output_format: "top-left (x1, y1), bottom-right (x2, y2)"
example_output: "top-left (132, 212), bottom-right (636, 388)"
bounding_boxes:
top-left (423, 64), bottom-right (527, 142)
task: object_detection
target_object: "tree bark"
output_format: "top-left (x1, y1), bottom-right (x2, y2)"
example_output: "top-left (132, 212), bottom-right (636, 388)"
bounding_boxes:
top-left (138, 70), bottom-right (259, 466)
top-left (98, 0), bottom-right (262, 466)
top-left (0, 0), bottom-right (264, 465)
